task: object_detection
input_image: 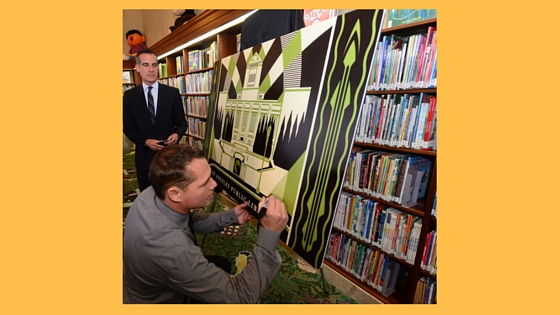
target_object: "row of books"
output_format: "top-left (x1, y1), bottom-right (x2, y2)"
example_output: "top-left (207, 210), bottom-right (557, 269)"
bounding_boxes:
top-left (157, 70), bottom-right (214, 95)
top-left (159, 76), bottom-right (186, 94)
top-left (182, 95), bottom-right (209, 117)
top-left (368, 27), bottom-right (437, 91)
top-left (344, 150), bottom-right (432, 207)
top-left (187, 117), bottom-right (206, 139)
top-left (185, 71), bottom-right (213, 94)
top-left (186, 41), bottom-right (219, 72)
top-left (158, 76), bottom-right (187, 94)
top-left (420, 229), bottom-right (437, 275)
top-left (414, 277), bottom-right (436, 304)
top-left (326, 232), bottom-right (402, 297)
top-left (122, 84), bottom-right (136, 92)
top-left (180, 136), bottom-right (204, 151)
top-left (386, 9), bottom-right (436, 28)
top-left (355, 93), bottom-right (437, 151)
top-left (171, 41), bottom-right (219, 75)
top-left (334, 192), bottom-right (424, 264)
top-left (122, 71), bottom-right (134, 84)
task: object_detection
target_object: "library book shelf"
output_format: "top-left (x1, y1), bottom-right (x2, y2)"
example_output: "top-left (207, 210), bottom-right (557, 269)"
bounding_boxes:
top-left (323, 17), bottom-right (437, 304)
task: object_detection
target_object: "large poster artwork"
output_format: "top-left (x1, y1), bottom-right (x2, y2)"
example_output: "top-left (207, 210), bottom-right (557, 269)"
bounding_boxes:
top-left (204, 9), bottom-right (385, 268)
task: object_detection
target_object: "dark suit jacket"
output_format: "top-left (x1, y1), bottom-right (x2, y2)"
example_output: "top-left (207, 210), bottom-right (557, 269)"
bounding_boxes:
top-left (123, 83), bottom-right (188, 186)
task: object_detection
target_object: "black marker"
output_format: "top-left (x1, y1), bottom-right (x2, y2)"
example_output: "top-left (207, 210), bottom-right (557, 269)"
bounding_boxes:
top-left (246, 195), bottom-right (271, 220)
top-left (258, 196), bottom-right (269, 218)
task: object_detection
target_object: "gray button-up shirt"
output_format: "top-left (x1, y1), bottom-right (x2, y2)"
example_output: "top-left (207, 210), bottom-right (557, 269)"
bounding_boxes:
top-left (123, 187), bottom-right (282, 303)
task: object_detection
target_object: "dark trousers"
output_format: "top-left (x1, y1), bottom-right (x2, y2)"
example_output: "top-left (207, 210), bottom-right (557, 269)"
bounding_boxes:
top-left (183, 255), bottom-right (232, 303)
top-left (135, 147), bottom-right (157, 192)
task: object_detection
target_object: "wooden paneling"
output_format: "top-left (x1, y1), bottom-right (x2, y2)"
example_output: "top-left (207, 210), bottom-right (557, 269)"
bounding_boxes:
top-left (149, 10), bottom-right (252, 57)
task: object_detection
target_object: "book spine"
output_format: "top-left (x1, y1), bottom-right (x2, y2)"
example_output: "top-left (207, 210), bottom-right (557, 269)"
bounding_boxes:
top-left (400, 35), bottom-right (415, 89)
top-left (403, 95), bottom-right (420, 148)
top-left (420, 230), bottom-right (433, 270)
top-left (408, 35), bottom-right (425, 89)
top-left (389, 95), bottom-right (404, 147)
top-left (375, 95), bottom-right (389, 144)
top-left (409, 93), bottom-right (425, 149)
top-left (400, 214), bottom-right (414, 258)
top-left (428, 50), bottom-right (437, 88)
top-left (422, 29), bottom-right (437, 88)
top-left (412, 96), bottom-right (431, 149)
top-left (376, 36), bottom-right (391, 91)
top-left (374, 208), bottom-right (387, 247)
top-left (422, 97), bottom-right (437, 150)
top-left (428, 232), bottom-right (437, 274)
top-left (382, 96), bottom-right (396, 145)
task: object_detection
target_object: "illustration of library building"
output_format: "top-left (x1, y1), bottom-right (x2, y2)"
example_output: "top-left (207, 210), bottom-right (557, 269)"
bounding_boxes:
top-left (211, 50), bottom-right (312, 195)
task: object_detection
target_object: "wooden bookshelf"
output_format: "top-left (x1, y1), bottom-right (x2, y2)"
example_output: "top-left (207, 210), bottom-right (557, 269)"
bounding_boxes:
top-left (122, 59), bottom-right (141, 89)
top-left (324, 13), bottom-right (437, 304)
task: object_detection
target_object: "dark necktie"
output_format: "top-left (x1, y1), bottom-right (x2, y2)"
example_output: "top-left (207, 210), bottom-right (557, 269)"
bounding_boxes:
top-left (147, 86), bottom-right (155, 125)
top-left (188, 211), bottom-right (198, 245)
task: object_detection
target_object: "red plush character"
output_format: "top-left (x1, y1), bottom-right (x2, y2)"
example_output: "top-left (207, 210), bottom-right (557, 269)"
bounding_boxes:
top-left (126, 29), bottom-right (148, 60)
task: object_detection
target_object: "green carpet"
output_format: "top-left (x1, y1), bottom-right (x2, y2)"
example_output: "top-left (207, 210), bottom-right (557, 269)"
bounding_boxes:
top-left (123, 148), bottom-right (356, 304)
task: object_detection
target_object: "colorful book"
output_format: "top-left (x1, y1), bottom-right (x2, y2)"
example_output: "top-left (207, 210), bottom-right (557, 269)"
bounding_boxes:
top-left (399, 214), bottom-right (414, 258)
top-left (422, 97), bottom-right (437, 150)
top-left (387, 9), bottom-right (437, 28)
top-left (122, 71), bottom-right (132, 83)
top-left (176, 55), bottom-right (184, 74)
top-left (412, 94), bottom-right (434, 149)
top-left (381, 259), bottom-right (400, 297)
top-left (421, 29), bottom-right (437, 88)
top-left (158, 63), bottom-right (167, 77)
top-left (405, 217), bottom-right (422, 264)
top-left (394, 155), bottom-right (427, 205)
top-left (402, 94), bottom-right (420, 148)
top-left (188, 50), bottom-right (201, 72)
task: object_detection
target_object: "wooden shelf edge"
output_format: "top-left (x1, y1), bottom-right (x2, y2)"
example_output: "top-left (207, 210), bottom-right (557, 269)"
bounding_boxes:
top-left (182, 93), bottom-right (211, 96)
top-left (186, 114), bottom-right (207, 119)
top-left (342, 187), bottom-right (425, 217)
top-left (186, 133), bottom-right (204, 140)
top-left (366, 88), bottom-right (436, 95)
top-left (123, 59), bottom-right (136, 69)
top-left (353, 141), bottom-right (436, 156)
top-left (331, 227), bottom-right (415, 268)
top-left (419, 268), bottom-right (437, 280)
top-left (323, 260), bottom-right (403, 304)
top-left (381, 18), bottom-right (437, 34)
top-left (150, 10), bottom-right (252, 57)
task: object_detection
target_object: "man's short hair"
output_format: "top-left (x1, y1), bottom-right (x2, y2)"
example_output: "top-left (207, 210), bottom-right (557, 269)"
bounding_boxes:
top-left (149, 144), bottom-right (207, 199)
top-left (135, 48), bottom-right (157, 64)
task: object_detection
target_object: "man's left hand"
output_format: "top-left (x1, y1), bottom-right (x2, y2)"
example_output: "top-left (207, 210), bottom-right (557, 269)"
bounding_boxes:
top-left (164, 133), bottom-right (179, 145)
top-left (233, 201), bottom-right (253, 225)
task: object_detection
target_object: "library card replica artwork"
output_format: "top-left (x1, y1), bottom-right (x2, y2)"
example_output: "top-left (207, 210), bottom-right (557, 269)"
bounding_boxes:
top-left (204, 9), bottom-right (385, 268)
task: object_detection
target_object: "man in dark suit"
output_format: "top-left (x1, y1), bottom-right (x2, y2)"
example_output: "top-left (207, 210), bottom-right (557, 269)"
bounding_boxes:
top-left (123, 48), bottom-right (188, 191)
